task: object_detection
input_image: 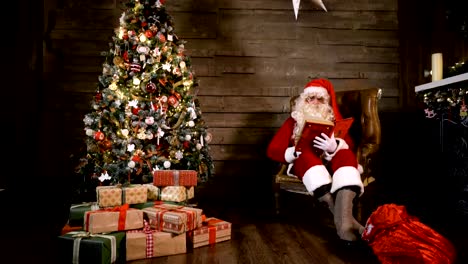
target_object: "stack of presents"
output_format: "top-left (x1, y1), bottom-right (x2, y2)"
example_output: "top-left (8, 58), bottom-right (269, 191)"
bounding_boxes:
top-left (58, 170), bottom-right (232, 263)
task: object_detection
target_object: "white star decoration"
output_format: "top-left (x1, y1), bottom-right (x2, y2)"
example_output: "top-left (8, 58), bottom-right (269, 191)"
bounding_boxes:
top-left (292, 0), bottom-right (328, 20)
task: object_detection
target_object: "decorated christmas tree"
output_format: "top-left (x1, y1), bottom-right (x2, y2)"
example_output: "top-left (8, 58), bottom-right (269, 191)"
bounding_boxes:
top-left (74, 0), bottom-right (214, 198)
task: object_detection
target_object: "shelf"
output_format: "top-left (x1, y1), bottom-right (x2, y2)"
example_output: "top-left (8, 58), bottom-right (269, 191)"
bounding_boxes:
top-left (415, 72), bottom-right (468, 93)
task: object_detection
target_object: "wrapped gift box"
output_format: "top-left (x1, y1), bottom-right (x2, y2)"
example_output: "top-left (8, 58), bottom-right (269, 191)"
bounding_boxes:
top-left (57, 231), bottom-right (126, 264)
top-left (142, 203), bottom-right (203, 234)
top-left (97, 185), bottom-right (147, 208)
top-left (160, 186), bottom-right (194, 203)
top-left (122, 185), bottom-right (147, 204)
top-left (96, 186), bottom-right (122, 207)
top-left (126, 221), bottom-right (186, 261)
top-left (153, 170), bottom-right (198, 186)
top-left (143, 184), bottom-right (160, 201)
top-left (188, 217), bottom-right (232, 248)
top-left (68, 202), bottom-right (100, 227)
top-left (84, 204), bottom-right (144, 234)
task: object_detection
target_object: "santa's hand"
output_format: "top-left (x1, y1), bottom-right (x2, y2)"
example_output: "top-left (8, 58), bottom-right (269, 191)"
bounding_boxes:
top-left (285, 146), bottom-right (302, 163)
top-left (313, 133), bottom-right (337, 153)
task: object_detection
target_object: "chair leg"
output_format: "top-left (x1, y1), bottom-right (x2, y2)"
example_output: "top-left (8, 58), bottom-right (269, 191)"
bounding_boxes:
top-left (273, 180), bottom-right (281, 215)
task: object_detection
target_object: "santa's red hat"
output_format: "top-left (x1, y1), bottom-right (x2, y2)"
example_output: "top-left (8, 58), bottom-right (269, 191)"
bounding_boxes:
top-left (303, 78), bottom-right (343, 120)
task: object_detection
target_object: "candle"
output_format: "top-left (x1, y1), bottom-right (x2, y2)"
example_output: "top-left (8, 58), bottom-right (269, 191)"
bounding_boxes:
top-left (431, 53), bottom-right (443, 81)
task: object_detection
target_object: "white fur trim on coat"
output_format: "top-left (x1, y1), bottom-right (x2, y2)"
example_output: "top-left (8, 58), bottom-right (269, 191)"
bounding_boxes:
top-left (330, 166), bottom-right (364, 196)
top-left (323, 138), bottom-right (348, 161)
top-left (303, 86), bottom-right (327, 96)
top-left (302, 165), bottom-right (332, 195)
top-left (284, 146), bottom-right (298, 163)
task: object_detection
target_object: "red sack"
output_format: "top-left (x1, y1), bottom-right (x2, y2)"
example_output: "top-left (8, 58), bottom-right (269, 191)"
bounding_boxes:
top-left (362, 203), bottom-right (456, 264)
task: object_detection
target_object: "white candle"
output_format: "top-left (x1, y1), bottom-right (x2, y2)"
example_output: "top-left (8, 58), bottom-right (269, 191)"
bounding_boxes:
top-left (431, 53), bottom-right (443, 81)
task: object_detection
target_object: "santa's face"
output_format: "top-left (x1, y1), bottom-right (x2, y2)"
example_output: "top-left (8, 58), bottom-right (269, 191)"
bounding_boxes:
top-left (292, 91), bottom-right (334, 121)
top-left (291, 91), bottom-right (335, 141)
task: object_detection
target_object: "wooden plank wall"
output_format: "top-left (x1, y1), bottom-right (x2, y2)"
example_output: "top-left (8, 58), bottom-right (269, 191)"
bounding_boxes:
top-left (44, 0), bottom-right (399, 201)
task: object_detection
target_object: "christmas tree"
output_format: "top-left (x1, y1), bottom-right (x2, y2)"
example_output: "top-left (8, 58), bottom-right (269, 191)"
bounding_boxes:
top-left (74, 0), bottom-right (214, 196)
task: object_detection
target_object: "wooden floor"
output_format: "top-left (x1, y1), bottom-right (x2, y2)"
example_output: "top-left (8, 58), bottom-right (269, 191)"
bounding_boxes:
top-left (127, 195), bottom-right (381, 264)
top-left (0, 184), bottom-right (467, 264)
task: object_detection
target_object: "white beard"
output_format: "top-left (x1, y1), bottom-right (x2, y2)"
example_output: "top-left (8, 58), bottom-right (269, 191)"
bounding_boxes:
top-left (291, 98), bottom-right (335, 143)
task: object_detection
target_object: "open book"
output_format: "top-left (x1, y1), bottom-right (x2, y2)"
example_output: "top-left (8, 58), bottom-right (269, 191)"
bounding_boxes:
top-left (295, 117), bottom-right (354, 154)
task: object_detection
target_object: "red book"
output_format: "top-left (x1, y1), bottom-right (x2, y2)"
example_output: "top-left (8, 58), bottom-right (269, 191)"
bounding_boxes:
top-left (295, 117), bottom-right (354, 154)
top-left (153, 170), bottom-right (198, 186)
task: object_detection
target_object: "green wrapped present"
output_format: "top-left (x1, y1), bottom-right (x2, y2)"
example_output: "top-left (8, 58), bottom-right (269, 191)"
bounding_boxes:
top-left (57, 231), bottom-right (126, 264)
top-left (68, 202), bottom-right (99, 227)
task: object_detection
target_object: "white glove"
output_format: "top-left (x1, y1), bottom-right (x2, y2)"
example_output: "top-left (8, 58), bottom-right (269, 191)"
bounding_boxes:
top-left (313, 133), bottom-right (338, 153)
top-left (285, 146), bottom-right (302, 163)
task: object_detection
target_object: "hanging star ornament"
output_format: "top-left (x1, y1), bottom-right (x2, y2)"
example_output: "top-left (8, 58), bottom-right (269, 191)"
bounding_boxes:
top-left (292, 0), bottom-right (328, 20)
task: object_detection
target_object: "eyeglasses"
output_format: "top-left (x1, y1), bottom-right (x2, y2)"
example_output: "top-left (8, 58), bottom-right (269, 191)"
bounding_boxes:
top-left (306, 96), bottom-right (325, 103)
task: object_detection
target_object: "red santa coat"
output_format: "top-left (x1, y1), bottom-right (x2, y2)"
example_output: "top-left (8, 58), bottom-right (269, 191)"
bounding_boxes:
top-left (266, 116), bottom-right (357, 178)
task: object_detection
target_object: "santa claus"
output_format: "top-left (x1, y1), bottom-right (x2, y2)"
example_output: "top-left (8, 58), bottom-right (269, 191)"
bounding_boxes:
top-left (267, 78), bottom-right (365, 245)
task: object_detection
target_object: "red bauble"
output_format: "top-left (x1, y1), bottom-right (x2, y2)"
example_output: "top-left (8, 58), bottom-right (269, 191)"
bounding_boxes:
top-left (123, 51), bottom-right (129, 62)
top-left (183, 141), bottom-right (190, 149)
top-left (99, 139), bottom-right (112, 150)
top-left (95, 92), bottom-right (102, 102)
top-left (158, 33), bottom-right (166, 42)
top-left (146, 82), bottom-right (157, 93)
top-left (131, 155), bottom-right (142, 162)
top-left (145, 29), bottom-right (153, 38)
top-left (167, 95), bottom-right (179, 107)
top-left (132, 107), bottom-right (141, 115)
top-left (94, 131), bottom-right (105, 141)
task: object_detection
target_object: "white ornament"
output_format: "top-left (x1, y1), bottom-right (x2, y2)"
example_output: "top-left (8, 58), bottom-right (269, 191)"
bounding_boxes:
top-left (163, 160), bottom-right (171, 168)
top-left (85, 129), bottom-right (94, 136)
top-left (127, 144), bottom-right (135, 152)
top-left (98, 171), bottom-right (111, 182)
top-left (185, 135), bottom-right (191, 141)
top-left (128, 160), bottom-right (136, 168)
top-left (145, 116), bottom-right (155, 125)
top-left (175, 150), bottom-right (183, 160)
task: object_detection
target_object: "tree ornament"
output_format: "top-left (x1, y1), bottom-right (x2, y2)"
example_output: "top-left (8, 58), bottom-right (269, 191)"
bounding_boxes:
top-left (158, 32), bottom-right (166, 42)
top-left (167, 95), bottom-right (179, 107)
top-left (130, 58), bottom-right (141, 72)
top-left (113, 56), bottom-right (126, 69)
top-left (95, 91), bottom-right (102, 102)
top-left (146, 82), bottom-right (157, 93)
top-left (145, 29), bottom-right (153, 38)
top-left (132, 107), bottom-right (141, 115)
top-left (94, 131), bottom-right (105, 141)
top-left (99, 139), bottom-right (112, 150)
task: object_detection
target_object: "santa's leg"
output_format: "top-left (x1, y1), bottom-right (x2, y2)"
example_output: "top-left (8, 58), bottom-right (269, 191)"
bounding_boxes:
top-left (334, 187), bottom-right (365, 242)
top-left (314, 183), bottom-right (334, 214)
top-left (330, 166), bottom-right (365, 242)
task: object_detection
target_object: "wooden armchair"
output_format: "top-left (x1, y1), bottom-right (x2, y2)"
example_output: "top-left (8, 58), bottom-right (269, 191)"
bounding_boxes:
top-left (273, 88), bottom-right (382, 220)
